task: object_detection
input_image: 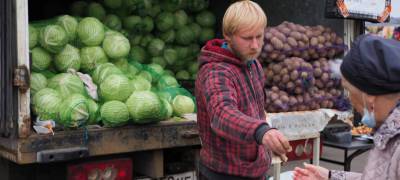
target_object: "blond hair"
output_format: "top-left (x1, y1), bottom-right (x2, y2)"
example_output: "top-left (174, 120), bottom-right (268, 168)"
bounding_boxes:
top-left (222, 0), bottom-right (267, 36)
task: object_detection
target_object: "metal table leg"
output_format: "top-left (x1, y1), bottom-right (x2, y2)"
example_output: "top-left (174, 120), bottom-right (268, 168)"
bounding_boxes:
top-left (344, 149), bottom-right (370, 171)
top-left (312, 137), bottom-right (320, 166)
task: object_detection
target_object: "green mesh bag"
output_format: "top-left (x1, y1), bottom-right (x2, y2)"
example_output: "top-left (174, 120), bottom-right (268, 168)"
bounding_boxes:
top-left (86, 98), bottom-right (101, 125)
top-left (142, 63), bottom-right (164, 84)
top-left (58, 94), bottom-right (89, 128)
top-left (157, 86), bottom-right (195, 104)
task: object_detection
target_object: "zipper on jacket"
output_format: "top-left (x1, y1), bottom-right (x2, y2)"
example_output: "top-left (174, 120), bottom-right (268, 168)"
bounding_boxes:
top-left (245, 61), bottom-right (261, 118)
top-left (246, 61), bottom-right (256, 97)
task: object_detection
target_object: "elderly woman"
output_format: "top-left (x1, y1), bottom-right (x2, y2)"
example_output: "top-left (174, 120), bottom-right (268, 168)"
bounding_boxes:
top-left (293, 35), bottom-right (400, 180)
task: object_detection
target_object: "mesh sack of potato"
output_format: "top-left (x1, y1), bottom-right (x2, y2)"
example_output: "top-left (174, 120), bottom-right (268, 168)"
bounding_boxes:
top-left (260, 21), bottom-right (346, 63)
top-left (312, 58), bottom-right (341, 89)
top-left (265, 86), bottom-right (322, 113)
top-left (264, 57), bottom-right (315, 95)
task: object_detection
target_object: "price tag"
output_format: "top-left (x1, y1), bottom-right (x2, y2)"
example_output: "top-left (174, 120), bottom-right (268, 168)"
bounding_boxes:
top-left (344, 0), bottom-right (386, 16)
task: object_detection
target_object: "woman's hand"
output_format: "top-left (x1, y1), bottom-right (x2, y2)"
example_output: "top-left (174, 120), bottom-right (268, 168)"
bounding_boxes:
top-left (293, 163), bottom-right (329, 180)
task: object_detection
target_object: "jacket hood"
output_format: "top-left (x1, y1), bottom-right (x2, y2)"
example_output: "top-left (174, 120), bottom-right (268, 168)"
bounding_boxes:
top-left (374, 105), bottom-right (400, 150)
top-left (198, 39), bottom-right (245, 68)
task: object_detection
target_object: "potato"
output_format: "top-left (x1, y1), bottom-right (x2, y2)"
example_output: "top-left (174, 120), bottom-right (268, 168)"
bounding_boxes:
top-left (290, 70), bottom-right (299, 80)
top-left (286, 81), bottom-right (295, 90)
top-left (280, 68), bottom-right (289, 76)
top-left (292, 60), bottom-right (301, 68)
top-left (323, 32), bottom-right (332, 42)
top-left (330, 89), bottom-right (339, 97)
top-left (310, 102), bottom-right (320, 110)
top-left (303, 95), bottom-right (312, 106)
top-left (273, 99), bottom-right (283, 108)
top-left (281, 27), bottom-right (291, 36)
top-left (327, 101), bottom-right (334, 108)
top-left (282, 74), bottom-right (290, 83)
top-left (295, 79), bottom-right (303, 86)
top-left (265, 32), bottom-right (273, 40)
top-left (297, 26), bottom-right (307, 33)
top-left (277, 54), bottom-right (286, 61)
top-left (326, 81), bottom-right (334, 88)
top-left (298, 41), bottom-right (306, 49)
top-left (264, 44), bottom-right (274, 52)
top-left (269, 52), bottom-right (279, 59)
top-left (296, 95), bottom-right (304, 104)
top-left (286, 63), bottom-right (294, 71)
top-left (266, 70), bottom-right (274, 81)
top-left (317, 43), bottom-right (324, 49)
top-left (310, 37), bottom-right (319, 46)
top-left (320, 57), bottom-right (328, 62)
top-left (298, 105), bottom-right (307, 111)
top-left (287, 37), bottom-right (298, 48)
top-left (277, 24), bottom-right (287, 31)
top-left (301, 34), bottom-right (309, 42)
top-left (278, 90), bottom-right (287, 97)
top-left (319, 51), bottom-right (328, 58)
top-left (271, 64), bottom-right (281, 73)
top-left (305, 63), bottom-right (313, 69)
top-left (271, 86), bottom-right (279, 92)
top-left (271, 37), bottom-right (284, 50)
top-left (289, 31), bottom-right (302, 40)
top-left (273, 31), bottom-right (287, 42)
top-left (318, 35), bottom-right (326, 44)
top-left (283, 44), bottom-right (292, 52)
top-left (314, 68), bottom-right (323, 77)
top-left (273, 75), bottom-right (281, 83)
top-left (281, 95), bottom-right (290, 103)
top-left (321, 100), bottom-right (330, 108)
top-left (289, 97), bottom-right (298, 106)
top-left (313, 61), bottom-right (321, 67)
top-left (287, 23), bottom-right (297, 31)
top-left (313, 30), bottom-right (323, 36)
top-left (270, 92), bottom-right (279, 101)
top-left (304, 30), bottom-right (312, 38)
top-left (294, 87), bottom-right (303, 94)
top-left (326, 92), bottom-right (333, 99)
top-left (315, 79), bottom-right (324, 88)
top-left (300, 71), bottom-right (309, 78)
top-left (269, 28), bottom-right (279, 35)
top-left (267, 106), bottom-right (276, 112)
top-left (321, 73), bottom-right (330, 83)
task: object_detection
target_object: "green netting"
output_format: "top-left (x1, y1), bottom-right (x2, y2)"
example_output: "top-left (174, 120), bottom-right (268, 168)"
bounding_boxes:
top-left (58, 94), bottom-right (89, 128)
top-left (156, 87), bottom-right (196, 113)
top-left (142, 63), bottom-right (164, 84)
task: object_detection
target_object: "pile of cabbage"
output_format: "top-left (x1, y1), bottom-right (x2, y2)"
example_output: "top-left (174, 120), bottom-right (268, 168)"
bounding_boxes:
top-left (69, 0), bottom-right (216, 80)
top-left (29, 14), bottom-right (196, 129)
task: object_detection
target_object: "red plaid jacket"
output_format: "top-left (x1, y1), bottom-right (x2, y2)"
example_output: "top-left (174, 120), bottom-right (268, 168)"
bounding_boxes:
top-left (195, 39), bottom-right (271, 178)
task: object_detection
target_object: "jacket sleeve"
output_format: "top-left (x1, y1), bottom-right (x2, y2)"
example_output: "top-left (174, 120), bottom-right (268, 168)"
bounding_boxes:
top-left (330, 170), bottom-right (361, 180)
top-left (202, 64), bottom-right (268, 144)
